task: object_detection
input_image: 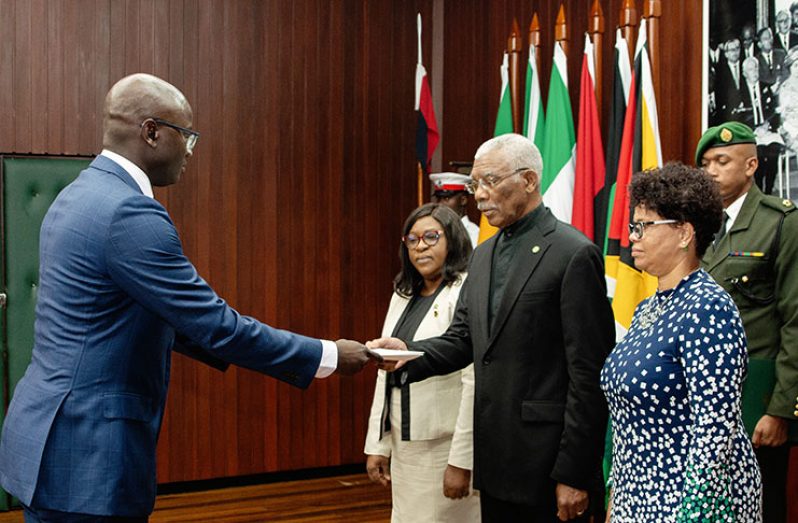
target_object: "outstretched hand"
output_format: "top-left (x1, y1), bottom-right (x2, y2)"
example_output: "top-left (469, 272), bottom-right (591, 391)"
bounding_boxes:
top-left (334, 339), bottom-right (383, 375)
top-left (366, 337), bottom-right (409, 371)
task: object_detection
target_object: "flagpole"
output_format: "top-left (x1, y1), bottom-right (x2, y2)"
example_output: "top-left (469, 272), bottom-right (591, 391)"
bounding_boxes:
top-left (589, 0), bottom-right (605, 123)
top-left (508, 19), bottom-right (523, 134)
top-left (620, 0), bottom-right (638, 64)
top-left (417, 13), bottom-right (424, 206)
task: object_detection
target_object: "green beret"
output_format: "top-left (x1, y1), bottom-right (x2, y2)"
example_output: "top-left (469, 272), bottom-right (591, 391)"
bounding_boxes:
top-left (695, 121), bottom-right (756, 165)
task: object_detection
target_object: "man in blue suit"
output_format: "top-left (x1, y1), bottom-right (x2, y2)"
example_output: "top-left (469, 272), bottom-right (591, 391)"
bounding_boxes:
top-left (0, 73), bottom-right (378, 522)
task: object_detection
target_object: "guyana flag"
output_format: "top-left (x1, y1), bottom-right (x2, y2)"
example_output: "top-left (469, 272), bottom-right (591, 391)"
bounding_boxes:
top-left (604, 19), bottom-right (662, 341)
top-left (477, 52), bottom-right (512, 244)
top-left (597, 29), bottom-right (633, 256)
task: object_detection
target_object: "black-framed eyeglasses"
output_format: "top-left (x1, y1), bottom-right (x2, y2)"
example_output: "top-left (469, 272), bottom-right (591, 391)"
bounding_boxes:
top-left (402, 230), bottom-right (444, 249)
top-left (628, 220), bottom-right (679, 239)
top-left (466, 167), bottom-right (530, 194)
top-left (144, 118), bottom-right (200, 153)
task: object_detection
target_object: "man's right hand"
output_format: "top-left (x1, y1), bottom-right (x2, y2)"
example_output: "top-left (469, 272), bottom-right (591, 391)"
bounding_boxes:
top-left (334, 339), bottom-right (382, 375)
top-left (366, 337), bottom-right (408, 371)
top-left (366, 454), bottom-right (391, 487)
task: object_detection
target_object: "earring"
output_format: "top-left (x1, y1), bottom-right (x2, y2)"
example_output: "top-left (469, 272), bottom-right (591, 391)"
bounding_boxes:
top-left (681, 243), bottom-right (689, 252)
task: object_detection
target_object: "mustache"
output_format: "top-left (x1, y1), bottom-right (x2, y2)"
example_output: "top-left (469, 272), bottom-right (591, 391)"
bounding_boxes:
top-left (477, 203), bottom-right (495, 212)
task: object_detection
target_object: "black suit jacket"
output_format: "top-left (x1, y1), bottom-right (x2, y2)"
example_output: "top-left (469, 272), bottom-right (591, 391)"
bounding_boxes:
top-left (758, 49), bottom-right (787, 85)
top-left (400, 206), bottom-right (615, 506)
top-left (714, 58), bottom-right (744, 120)
top-left (774, 31), bottom-right (798, 52)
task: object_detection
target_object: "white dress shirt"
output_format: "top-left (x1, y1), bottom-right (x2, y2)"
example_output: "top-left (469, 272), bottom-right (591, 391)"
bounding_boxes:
top-left (99, 149), bottom-right (338, 377)
top-left (724, 191), bottom-right (749, 234)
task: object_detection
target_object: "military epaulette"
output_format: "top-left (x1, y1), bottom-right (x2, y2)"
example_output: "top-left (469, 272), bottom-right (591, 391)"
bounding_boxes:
top-left (761, 195), bottom-right (796, 214)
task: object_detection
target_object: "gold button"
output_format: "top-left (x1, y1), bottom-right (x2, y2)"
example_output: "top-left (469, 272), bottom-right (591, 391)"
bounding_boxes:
top-left (532, 245), bottom-right (540, 254)
top-left (741, 275), bottom-right (749, 283)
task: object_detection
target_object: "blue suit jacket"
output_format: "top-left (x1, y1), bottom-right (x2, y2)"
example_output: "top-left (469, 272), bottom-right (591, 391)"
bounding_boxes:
top-left (0, 155), bottom-right (322, 516)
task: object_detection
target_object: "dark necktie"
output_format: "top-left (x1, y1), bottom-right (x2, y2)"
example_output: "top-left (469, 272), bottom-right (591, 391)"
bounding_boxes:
top-left (714, 212), bottom-right (730, 248)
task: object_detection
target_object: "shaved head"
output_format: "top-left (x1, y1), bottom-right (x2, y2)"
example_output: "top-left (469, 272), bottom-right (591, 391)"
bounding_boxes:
top-left (103, 73), bottom-right (190, 148)
top-left (102, 73), bottom-right (195, 187)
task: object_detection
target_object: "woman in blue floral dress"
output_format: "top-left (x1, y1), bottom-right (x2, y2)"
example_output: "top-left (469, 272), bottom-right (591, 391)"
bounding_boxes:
top-left (601, 163), bottom-right (761, 522)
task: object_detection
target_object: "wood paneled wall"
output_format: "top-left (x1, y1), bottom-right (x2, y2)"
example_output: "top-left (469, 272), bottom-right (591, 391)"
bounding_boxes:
top-left (0, 0), bottom-right (432, 483)
top-left (1, 0), bottom-right (771, 491)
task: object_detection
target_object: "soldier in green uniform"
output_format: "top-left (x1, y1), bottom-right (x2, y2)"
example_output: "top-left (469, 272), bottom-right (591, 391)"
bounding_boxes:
top-left (697, 121), bottom-right (798, 523)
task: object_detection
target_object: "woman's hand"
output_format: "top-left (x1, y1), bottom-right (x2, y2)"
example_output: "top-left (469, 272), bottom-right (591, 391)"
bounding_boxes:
top-left (365, 454), bottom-right (391, 487)
top-left (442, 464), bottom-right (471, 499)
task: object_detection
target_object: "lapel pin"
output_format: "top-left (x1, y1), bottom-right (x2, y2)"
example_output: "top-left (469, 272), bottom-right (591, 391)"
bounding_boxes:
top-left (532, 245), bottom-right (540, 254)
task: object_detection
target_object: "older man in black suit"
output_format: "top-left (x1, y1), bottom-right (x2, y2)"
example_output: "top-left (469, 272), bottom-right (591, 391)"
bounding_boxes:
top-left (370, 133), bottom-right (614, 522)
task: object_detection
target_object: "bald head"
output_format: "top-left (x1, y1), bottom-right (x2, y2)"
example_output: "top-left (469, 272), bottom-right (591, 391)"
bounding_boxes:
top-left (103, 74), bottom-right (190, 148)
top-left (102, 74), bottom-right (195, 187)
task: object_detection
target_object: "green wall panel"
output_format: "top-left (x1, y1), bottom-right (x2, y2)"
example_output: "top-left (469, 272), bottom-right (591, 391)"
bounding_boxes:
top-left (0, 156), bottom-right (91, 510)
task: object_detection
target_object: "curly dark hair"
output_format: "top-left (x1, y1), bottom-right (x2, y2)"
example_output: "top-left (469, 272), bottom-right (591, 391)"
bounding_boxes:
top-left (629, 162), bottom-right (722, 257)
top-left (394, 203), bottom-right (472, 298)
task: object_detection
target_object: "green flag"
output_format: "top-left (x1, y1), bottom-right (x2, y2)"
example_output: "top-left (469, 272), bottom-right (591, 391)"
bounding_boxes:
top-left (523, 45), bottom-right (545, 150)
top-left (540, 41), bottom-right (576, 223)
top-left (494, 52), bottom-right (513, 135)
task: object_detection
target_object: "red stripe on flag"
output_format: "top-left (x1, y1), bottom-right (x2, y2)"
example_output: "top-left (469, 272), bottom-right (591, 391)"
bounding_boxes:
top-left (573, 52), bottom-right (605, 241)
top-left (418, 73), bottom-right (439, 167)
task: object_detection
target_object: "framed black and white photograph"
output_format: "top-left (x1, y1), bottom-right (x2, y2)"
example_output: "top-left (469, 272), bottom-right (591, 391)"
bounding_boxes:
top-left (703, 0), bottom-right (798, 197)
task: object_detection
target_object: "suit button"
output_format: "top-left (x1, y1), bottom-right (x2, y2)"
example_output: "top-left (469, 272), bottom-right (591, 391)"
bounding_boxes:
top-left (482, 357), bottom-right (491, 365)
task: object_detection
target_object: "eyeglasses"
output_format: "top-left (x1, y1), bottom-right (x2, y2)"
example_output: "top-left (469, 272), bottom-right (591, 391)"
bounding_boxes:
top-left (402, 230), bottom-right (443, 249)
top-left (144, 118), bottom-right (200, 153)
top-left (628, 220), bottom-right (679, 239)
top-left (466, 167), bottom-right (529, 194)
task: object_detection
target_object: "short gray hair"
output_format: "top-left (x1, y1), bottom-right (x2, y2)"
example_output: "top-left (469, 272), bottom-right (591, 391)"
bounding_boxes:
top-left (474, 133), bottom-right (543, 178)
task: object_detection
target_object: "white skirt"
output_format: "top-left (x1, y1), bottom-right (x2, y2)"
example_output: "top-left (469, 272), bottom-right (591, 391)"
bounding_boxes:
top-left (388, 401), bottom-right (481, 522)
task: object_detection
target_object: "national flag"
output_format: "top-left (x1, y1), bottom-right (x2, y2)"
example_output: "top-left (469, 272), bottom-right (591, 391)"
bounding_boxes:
top-left (604, 19), bottom-right (662, 341)
top-left (540, 41), bottom-right (576, 223)
top-left (477, 52), bottom-right (513, 244)
top-left (523, 44), bottom-right (545, 150)
top-left (415, 13), bottom-right (439, 174)
top-left (572, 34), bottom-right (605, 242)
top-left (597, 29), bottom-right (633, 256)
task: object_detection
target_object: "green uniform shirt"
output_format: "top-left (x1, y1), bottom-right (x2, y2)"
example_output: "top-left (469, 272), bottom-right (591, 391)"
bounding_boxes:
top-left (702, 184), bottom-right (798, 437)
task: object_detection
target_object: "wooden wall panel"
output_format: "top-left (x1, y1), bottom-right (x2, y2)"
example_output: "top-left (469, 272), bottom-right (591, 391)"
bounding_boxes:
top-left (0, 0), bottom-right (428, 483)
top-left (1, 0), bottom-right (772, 493)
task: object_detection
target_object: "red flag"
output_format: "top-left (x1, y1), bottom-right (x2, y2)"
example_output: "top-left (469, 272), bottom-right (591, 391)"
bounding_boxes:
top-left (415, 62), bottom-right (439, 172)
top-left (573, 35), bottom-right (605, 242)
top-left (415, 14), bottom-right (438, 173)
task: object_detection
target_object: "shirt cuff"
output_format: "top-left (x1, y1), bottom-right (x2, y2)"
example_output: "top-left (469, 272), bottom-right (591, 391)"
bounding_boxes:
top-left (315, 340), bottom-right (338, 378)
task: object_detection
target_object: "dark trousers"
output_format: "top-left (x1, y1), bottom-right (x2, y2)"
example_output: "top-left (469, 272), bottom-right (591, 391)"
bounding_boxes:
top-left (755, 444), bottom-right (790, 523)
top-left (23, 505), bottom-right (148, 523)
top-left (480, 491), bottom-right (595, 523)
top-left (755, 143), bottom-right (782, 196)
